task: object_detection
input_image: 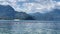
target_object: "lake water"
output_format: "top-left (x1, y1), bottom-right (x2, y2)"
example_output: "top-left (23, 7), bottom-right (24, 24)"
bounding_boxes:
top-left (0, 20), bottom-right (60, 34)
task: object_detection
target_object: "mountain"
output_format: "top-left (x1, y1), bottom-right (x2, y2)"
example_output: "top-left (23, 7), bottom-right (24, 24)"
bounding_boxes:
top-left (0, 5), bottom-right (15, 20)
top-left (15, 11), bottom-right (35, 20)
top-left (0, 5), bottom-right (34, 20)
top-left (30, 9), bottom-right (60, 21)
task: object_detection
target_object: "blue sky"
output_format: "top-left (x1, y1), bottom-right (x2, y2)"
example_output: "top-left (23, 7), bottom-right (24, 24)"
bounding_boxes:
top-left (0, 0), bottom-right (60, 13)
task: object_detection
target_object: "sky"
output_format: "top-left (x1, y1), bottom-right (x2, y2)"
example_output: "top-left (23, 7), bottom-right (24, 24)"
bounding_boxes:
top-left (0, 0), bottom-right (60, 13)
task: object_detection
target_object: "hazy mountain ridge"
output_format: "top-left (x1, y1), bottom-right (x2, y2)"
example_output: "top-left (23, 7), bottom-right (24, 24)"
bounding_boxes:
top-left (30, 9), bottom-right (60, 21)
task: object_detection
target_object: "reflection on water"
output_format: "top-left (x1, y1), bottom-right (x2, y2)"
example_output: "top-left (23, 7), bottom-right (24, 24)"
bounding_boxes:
top-left (0, 20), bottom-right (60, 34)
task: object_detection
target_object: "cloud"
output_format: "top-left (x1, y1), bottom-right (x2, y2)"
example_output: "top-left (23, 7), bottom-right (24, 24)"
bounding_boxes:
top-left (55, 2), bottom-right (60, 9)
top-left (0, 0), bottom-right (59, 13)
top-left (20, 0), bottom-right (56, 13)
top-left (57, 2), bottom-right (60, 5)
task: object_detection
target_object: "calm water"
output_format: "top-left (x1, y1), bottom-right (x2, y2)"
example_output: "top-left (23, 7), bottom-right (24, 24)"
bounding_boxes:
top-left (0, 20), bottom-right (60, 34)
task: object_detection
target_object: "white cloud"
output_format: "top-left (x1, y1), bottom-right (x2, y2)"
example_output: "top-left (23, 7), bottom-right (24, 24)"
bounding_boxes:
top-left (0, 0), bottom-right (59, 13)
top-left (48, 1), bottom-right (60, 10)
top-left (17, 0), bottom-right (56, 13)
top-left (17, 0), bottom-right (27, 1)
top-left (55, 2), bottom-right (60, 9)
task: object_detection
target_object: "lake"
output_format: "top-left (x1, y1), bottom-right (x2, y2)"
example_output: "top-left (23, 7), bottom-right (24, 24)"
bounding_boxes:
top-left (0, 20), bottom-right (60, 34)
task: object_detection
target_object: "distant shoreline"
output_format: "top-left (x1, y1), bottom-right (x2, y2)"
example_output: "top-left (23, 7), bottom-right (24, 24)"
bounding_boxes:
top-left (0, 20), bottom-right (60, 23)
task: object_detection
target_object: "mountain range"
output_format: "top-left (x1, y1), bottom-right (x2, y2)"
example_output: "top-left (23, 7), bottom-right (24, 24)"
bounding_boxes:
top-left (30, 9), bottom-right (60, 21)
top-left (0, 5), bottom-right (34, 20)
top-left (0, 5), bottom-right (60, 21)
